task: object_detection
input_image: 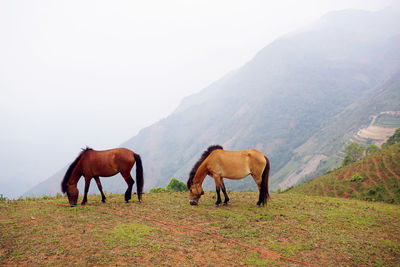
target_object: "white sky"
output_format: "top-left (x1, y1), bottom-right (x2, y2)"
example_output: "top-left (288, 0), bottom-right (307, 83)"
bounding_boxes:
top-left (0, 0), bottom-right (396, 197)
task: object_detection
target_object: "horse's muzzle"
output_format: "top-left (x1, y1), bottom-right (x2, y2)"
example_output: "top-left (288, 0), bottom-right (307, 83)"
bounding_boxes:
top-left (189, 199), bottom-right (198, 206)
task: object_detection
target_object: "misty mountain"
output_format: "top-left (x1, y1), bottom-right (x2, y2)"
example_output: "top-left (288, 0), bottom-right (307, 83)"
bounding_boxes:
top-left (25, 7), bottom-right (400, 197)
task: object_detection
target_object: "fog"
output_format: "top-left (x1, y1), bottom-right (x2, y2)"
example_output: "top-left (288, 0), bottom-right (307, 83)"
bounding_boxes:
top-left (0, 0), bottom-right (395, 198)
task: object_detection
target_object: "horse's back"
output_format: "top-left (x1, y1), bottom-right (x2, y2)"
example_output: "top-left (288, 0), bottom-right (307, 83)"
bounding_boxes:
top-left (247, 149), bottom-right (267, 163)
top-left (207, 149), bottom-right (266, 179)
top-left (82, 148), bottom-right (135, 177)
top-left (212, 149), bottom-right (265, 162)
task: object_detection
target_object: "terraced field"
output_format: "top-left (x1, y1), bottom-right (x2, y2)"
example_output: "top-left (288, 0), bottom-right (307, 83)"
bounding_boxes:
top-left (288, 143), bottom-right (400, 204)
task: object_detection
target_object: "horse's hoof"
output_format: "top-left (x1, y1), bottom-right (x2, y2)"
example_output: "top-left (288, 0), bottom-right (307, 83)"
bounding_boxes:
top-left (81, 202), bottom-right (86, 206)
top-left (256, 204), bottom-right (261, 208)
top-left (101, 200), bottom-right (106, 203)
top-left (214, 204), bottom-right (220, 207)
top-left (223, 203), bottom-right (228, 206)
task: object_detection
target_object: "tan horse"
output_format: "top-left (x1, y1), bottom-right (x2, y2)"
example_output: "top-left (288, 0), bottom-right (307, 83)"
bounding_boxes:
top-left (61, 147), bottom-right (143, 206)
top-left (187, 145), bottom-right (270, 206)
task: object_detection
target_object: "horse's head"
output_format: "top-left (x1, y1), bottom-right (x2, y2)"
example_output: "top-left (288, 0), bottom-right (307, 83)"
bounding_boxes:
top-left (66, 185), bottom-right (79, 206)
top-left (189, 183), bottom-right (204, 205)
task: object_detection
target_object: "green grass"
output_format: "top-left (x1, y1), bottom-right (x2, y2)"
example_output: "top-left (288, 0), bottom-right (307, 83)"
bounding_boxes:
top-left (1, 192), bottom-right (400, 266)
top-left (288, 143), bottom-right (400, 204)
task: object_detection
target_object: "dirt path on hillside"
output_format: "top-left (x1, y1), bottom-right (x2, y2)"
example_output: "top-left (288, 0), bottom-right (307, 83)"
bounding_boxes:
top-left (373, 158), bottom-right (396, 200)
top-left (364, 160), bottom-right (379, 187)
top-left (383, 153), bottom-right (400, 182)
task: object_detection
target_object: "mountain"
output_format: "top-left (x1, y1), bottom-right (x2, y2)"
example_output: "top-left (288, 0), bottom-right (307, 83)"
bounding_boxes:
top-left (276, 70), bottom-right (400, 189)
top-left (286, 143), bottom-right (400, 204)
top-left (122, 7), bottom-right (400, 191)
top-left (25, 6), bottom-right (400, 197)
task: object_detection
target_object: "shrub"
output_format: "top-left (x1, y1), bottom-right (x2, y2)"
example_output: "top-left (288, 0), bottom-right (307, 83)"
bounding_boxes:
top-left (342, 142), bottom-right (365, 166)
top-left (342, 155), bottom-right (353, 167)
top-left (350, 174), bottom-right (364, 183)
top-left (166, 178), bottom-right (188, 192)
top-left (149, 187), bottom-right (168, 193)
top-left (382, 128), bottom-right (400, 148)
top-left (365, 144), bottom-right (379, 155)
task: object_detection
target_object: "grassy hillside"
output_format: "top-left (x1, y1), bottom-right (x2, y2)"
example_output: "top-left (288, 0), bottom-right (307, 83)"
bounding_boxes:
top-left (287, 143), bottom-right (400, 204)
top-left (1, 193), bottom-right (400, 266)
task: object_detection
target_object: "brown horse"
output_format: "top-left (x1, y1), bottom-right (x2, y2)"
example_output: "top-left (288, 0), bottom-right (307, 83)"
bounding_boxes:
top-left (187, 145), bottom-right (270, 207)
top-left (61, 147), bottom-right (143, 206)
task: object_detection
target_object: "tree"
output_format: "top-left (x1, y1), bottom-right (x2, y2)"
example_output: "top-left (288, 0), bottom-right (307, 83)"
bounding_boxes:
top-left (166, 178), bottom-right (188, 192)
top-left (342, 142), bottom-right (365, 166)
top-left (365, 144), bottom-right (379, 155)
top-left (342, 155), bottom-right (353, 167)
top-left (382, 128), bottom-right (400, 148)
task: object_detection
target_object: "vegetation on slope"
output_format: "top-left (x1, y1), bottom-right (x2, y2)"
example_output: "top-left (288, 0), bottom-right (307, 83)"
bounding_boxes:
top-left (382, 128), bottom-right (400, 148)
top-left (287, 143), bottom-right (400, 204)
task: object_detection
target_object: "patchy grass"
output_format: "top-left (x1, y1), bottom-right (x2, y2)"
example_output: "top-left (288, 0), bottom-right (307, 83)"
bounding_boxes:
top-left (0, 192), bottom-right (399, 266)
top-left (288, 143), bottom-right (400, 204)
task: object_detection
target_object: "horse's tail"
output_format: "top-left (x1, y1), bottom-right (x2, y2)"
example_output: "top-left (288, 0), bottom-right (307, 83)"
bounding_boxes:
top-left (259, 156), bottom-right (270, 205)
top-left (134, 153), bottom-right (144, 201)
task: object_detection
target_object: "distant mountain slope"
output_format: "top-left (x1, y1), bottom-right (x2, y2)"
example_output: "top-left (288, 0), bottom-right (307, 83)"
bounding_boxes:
top-left (122, 6), bottom-right (400, 191)
top-left (277, 71), bottom-right (400, 189)
top-left (286, 143), bottom-right (400, 204)
top-left (25, 6), bottom-right (400, 197)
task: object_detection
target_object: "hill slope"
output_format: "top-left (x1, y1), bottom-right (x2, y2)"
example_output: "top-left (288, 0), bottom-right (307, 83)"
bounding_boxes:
top-left (287, 143), bottom-right (400, 204)
top-left (278, 71), bottom-right (400, 189)
top-left (122, 6), bottom-right (400, 192)
top-left (1, 193), bottom-right (400, 266)
top-left (25, 6), bottom-right (400, 197)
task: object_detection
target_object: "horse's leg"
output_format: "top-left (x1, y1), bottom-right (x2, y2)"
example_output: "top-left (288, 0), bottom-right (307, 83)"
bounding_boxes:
top-left (214, 176), bottom-right (222, 206)
top-left (81, 176), bottom-right (92, 205)
top-left (122, 172), bottom-right (135, 203)
top-left (94, 176), bottom-right (106, 203)
top-left (251, 172), bottom-right (263, 207)
top-left (220, 179), bottom-right (230, 205)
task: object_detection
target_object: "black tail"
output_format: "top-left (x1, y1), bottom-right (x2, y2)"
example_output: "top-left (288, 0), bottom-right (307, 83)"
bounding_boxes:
top-left (258, 156), bottom-right (270, 206)
top-left (134, 153), bottom-right (144, 201)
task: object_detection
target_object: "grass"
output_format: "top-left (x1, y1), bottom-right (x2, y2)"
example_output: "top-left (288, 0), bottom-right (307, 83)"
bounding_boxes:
top-left (1, 192), bottom-right (400, 266)
top-left (288, 143), bottom-right (400, 204)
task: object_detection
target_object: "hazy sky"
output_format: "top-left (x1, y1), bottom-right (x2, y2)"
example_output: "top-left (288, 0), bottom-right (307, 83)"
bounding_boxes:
top-left (0, 0), bottom-right (396, 197)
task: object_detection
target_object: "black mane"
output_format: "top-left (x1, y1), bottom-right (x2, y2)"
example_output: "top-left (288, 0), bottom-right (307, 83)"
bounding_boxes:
top-left (187, 145), bottom-right (223, 189)
top-left (61, 147), bottom-right (93, 193)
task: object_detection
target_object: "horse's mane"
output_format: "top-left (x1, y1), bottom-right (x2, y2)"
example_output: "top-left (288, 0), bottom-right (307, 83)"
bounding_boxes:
top-left (61, 147), bottom-right (93, 193)
top-left (187, 145), bottom-right (223, 189)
